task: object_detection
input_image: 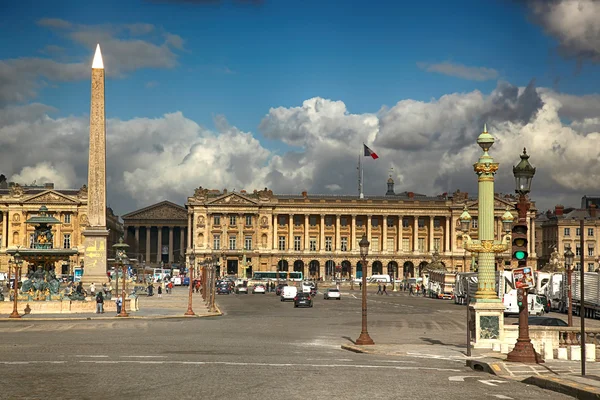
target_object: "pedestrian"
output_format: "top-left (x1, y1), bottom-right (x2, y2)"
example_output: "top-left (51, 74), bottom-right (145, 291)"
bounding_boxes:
top-left (95, 291), bottom-right (104, 314)
top-left (115, 296), bottom-right (122, 315)
top-left (168, 281), bottom-right (173, 294)
top-left (376, 283), bottom-right (382, 295)
top-left (422, 284), bottom-right (426, 297)
top-left (415, 283), bottom-right (420, 297)
top-left (359, 281), bottom-right (362, 291)
top-left (147, 283), bottom-right (154, 297)
top-left (89, 282), bottom-right (96, 297)
top-left (157, 285), bottom-right (162, 298)
top-left (383, 284), bottom-right (388, 295)
top-left (409, 285), bottom-right (413, 296)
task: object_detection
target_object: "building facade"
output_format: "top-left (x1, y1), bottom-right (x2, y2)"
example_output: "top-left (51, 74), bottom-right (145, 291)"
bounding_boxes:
top-left (122, 201), bottom-right (188, 267)
top-left (185, 183), bottom-right (537, 279)
top-left (538, 204), bottom-right (600, 271)
top-left (0, 181), bottom-right (123, 276)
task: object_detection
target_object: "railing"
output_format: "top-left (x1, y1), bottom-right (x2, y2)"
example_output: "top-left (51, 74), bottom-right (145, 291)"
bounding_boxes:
top-left (558, 327), bottom-right (600, 347)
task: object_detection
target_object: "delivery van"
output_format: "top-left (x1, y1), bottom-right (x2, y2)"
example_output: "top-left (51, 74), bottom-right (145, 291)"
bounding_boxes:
top-left (503, 289), bottom-right (545, 316)
top-left (281, 286), bottom-right (298, 301)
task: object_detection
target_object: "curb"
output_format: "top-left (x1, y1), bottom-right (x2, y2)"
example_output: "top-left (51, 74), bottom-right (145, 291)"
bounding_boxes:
top-left (523, 376), bottom-right (600, 400)
top-left (0, 313), bottom-right (222, 321)
top-left (465, 359), bottom-right (507, 377)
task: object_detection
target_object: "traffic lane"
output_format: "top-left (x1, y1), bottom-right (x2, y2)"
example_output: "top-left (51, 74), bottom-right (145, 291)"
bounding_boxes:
top-left (0, 354), bottom-right (573, 400)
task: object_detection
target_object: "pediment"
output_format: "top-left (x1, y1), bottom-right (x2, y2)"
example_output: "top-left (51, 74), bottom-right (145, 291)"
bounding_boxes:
top-left (23, 190), bottom-right (78, 204)
top-left (122, 201), bottom-right (187, 221)
top-left (206, 193), bottom-right (258, 206)
top-left (466, 196), bottom-right (516, 210)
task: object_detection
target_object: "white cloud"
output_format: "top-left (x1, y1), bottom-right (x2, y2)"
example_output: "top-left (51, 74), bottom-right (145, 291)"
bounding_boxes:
top-left (0, 80), bottom-right (599, 215)
top-left (526, 0), bottom-right (600, 63)
top-left (417, 61), bottom-right (499, 81)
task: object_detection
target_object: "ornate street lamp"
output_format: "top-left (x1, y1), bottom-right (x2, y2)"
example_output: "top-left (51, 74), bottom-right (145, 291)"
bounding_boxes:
top-left (185, 250), bottom-right (196, 316)
top-left (507, 148), bottom-right (542, 364)
top-left (564, 246), bottom-right (575, 327)
top-left (355, 235), bottom-right (374, 345)
top-left (9, 252), bottom-right (23, 319)
top-left (209, 256), bottom-right (217, 313)
top-left (112, 238), bottom-right (130, 318)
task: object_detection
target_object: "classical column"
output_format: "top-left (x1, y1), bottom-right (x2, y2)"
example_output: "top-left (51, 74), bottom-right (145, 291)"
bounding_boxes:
top-left (429, 216), bottom-right (435, 252)
top-left (187, 213), bottom-right (192, 250)
top-left (382, 215), bottom-right (388, 252)
top-left (156, 227), bottom-right (163, 264)
top-left (413, 217), bottom-right (419, 252)
top-left (204, 213), bottom-right (210, 249)
top-left (289, 214), bottom-right (294, 251)
top-left (351, 215), bottom-right (356, 251)
top-left (82, 44), bottom-right (109, 284)
top-left (145, 227), bottom-right (151, 264)
top-left (445, 218), bottom-right (450, 252)
top-left (397, 216), bottom-right (403, 253)
top-left (1, 212), bottom-right (6, 248)
top-left (55, 212), bottom-right (62, 248)
top-left (449, 215), bottom-right (455, 253)
top-left (135, 227), bottom-right (140, 258)
top-left (304, 214), bottom-right (309, 251)
top-left (335, 214), bottom-right (341, 251)
top-left (168, 226), bottom-right (174, 263)
top-left (367, 215), bottom-right (372, 245)
top-left (123, 227), bottom-right (128, 242)
top-left (320, 214), bottom-right (325, 251)
top-left (179, 227), bottom-right (185, 258)
top-left (273, 214), bottom-right (278, 250)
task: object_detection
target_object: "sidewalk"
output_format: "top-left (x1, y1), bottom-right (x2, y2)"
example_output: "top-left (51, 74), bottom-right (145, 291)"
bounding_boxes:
top-left (0, 286), bottom-right (221, 321)
top-left (342, 342), bottom-right (600, 398)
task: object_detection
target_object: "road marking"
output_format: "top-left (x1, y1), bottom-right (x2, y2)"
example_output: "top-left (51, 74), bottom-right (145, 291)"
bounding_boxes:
top-left (0, 361), bottom-right (66, 365)
top-left (121, 355), bottom-right (167, 358)
top-left (78, 360), bottom-right (461, 371)
top-left (479, 380), bottom-right (508, 387)
top-left (378, 360), bottom-right (417, 364)
top-left (493, 395), bottom-right (513, 399)
top-left (448, 375), bottom-right (479, 382)
top-left (306, 358), bottom-right (353, 362)
top-left (75, 355), bottom-right (109, 358)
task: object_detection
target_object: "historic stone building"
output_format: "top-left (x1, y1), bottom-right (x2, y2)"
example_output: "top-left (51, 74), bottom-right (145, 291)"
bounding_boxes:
top-left (0, 180), bottom-right (123, 276)
top-left (122, 201), bottom-right (188, 267)
top-left (537, 203), bottom-right (600, 271)
top-left (185, 180), bottom-right (537, 279)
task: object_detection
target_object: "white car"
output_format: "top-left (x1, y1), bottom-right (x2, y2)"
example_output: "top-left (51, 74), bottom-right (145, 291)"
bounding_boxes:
top-left (235, 285), bottom-right (248, 294)
top-left (253, 285), bottom-right (266, 294)
top-left (324, 288), bottom-right (341, 300)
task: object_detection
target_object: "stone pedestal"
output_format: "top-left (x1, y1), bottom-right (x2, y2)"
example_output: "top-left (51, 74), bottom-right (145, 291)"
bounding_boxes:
top-left (82, 228), bottom-right (109, 285)
top-left (471, 300), bottom-right (505, 349)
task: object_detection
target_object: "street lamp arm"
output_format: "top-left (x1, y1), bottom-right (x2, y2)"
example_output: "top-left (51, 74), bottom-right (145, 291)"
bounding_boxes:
top-left (462, 234), bottom-right (511, 254)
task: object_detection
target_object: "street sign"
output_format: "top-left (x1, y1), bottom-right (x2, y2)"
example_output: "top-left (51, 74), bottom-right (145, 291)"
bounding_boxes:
top-left (513, 267), bottom-right (534, 289)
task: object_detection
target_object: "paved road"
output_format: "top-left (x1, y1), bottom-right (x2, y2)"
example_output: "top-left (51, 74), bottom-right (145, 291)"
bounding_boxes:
top-left (0, 289), bottom-right (573, 400)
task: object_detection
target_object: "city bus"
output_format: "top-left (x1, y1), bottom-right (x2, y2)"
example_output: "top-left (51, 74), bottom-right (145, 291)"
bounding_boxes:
top-left (252, 271), bottom-right (303, 282)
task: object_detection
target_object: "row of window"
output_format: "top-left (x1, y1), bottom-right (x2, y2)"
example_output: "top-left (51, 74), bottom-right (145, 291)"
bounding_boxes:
top-left (211, 214), bottom-right (478, 229)
top-left (211, 234), bottom-right (442, 252)
top-left (565, 244), bottom-right (597, 257)
top-left (28, 233), bottom-right (72, 248)
top-left (564, 228), bottom-right (595, 237)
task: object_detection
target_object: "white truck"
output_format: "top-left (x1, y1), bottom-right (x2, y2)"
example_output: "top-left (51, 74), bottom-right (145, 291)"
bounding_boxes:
top-left (571, 272), bottom-right (600, 319)
top-left (535, 271), bottom-right (564, 311)
top-left (427, 270), bottom-right (456, 300)
top-left (454, 272), bottom-right (477, 305)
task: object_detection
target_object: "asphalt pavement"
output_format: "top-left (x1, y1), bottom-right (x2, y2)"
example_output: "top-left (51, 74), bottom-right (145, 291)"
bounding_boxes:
top-left (0, 287), bottom-right (576, 400)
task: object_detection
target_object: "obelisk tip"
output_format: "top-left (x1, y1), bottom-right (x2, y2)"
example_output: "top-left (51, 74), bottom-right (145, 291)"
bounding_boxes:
top-left (92, 44), bottom-right (104, 69)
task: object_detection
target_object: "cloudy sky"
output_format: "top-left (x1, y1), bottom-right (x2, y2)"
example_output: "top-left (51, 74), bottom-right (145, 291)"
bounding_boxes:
top-left (1, 0), bottom-right (599, 216)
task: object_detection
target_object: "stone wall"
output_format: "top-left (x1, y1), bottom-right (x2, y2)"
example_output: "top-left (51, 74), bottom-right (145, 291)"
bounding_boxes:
top-left (0, 297), bottom-right (138, 314)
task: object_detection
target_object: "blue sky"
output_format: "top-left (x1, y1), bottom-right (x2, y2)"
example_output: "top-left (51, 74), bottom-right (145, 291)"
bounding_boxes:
top-left (1, 0), bottom-right (599, 213)
top-left (2, 0), bottom-right (596, 136)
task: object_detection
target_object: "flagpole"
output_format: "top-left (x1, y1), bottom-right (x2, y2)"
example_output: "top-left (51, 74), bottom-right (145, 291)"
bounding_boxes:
top-left (358, 149), bottom-right (364, 199)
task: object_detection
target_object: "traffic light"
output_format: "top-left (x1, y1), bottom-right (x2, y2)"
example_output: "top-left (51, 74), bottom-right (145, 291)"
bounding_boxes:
top-left (512, 223), bottom-right (528, 264)
top-left (517, 288), bottom-right (524, 309)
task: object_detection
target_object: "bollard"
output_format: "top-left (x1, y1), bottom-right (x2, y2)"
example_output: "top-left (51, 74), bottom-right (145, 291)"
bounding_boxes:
top-left (492, 343), bottom-right (501, 352)
top-left (570, 345), bottom-right (581, 361)
top-left (543, 340), bottom-right (553, 360)
top-left (500, 343), bottom-right (509, 354)
top-left (585, 343), bottom-right (596, 361)
top-left (557, 347), bottom-right (568, 360)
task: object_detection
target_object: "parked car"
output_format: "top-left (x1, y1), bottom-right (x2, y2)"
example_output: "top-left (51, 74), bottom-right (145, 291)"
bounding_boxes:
top-left (275, 283), bottom-right (288, 296)
top-left (217, 285), bottom-right (231, 295)
top-left (235, 285), bottom-right (248, 294)
top-left (324, 288), bottom-right (341, 300)
top-left (512, 317), bottom-right (568, 326)
top-left (253, 284), bottom-right (266, 294)
top-left (294, 292), bottom-right (313, 308)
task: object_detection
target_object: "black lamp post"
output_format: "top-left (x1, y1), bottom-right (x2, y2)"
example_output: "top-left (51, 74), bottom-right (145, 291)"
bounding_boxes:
top-left (185, 250), bottom-right (196, 316)
top-left (507, 148), bottom-right (542, 364)
top-left (9, 252), bottom-right (23, 319)
top-left (564, 247), bottom-right (575, 327)
top-left (112, 238), bottom-right (130, 318)
top-left (355, 234), bottom-right (374, 345)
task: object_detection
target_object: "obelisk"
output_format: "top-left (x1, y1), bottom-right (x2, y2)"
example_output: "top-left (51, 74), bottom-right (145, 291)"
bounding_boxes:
top-left (82, 44), bottom-right (109, 285)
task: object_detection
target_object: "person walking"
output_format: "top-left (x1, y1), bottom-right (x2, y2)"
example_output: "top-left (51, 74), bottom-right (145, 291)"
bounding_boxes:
top-left (409, 285), bottom-right (414, 296)
top-left (89, 282), bottom-right (96, 297)
top-left (376, 283), bottom-right (382, 295)
top-left (157, 285), bottom-right (162, 298)
top-left (422, 284), bottom-right (427, 297)
top-left (95, 291), bottom-right (104, 314)
top-left (115, 296), bottom-right (122, 315)
top-left (382, 284), bottom-right (388, 295)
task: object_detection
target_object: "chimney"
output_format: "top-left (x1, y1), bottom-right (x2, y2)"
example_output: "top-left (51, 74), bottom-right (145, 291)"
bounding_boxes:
top-left (302, 191), bottom-right (308, 198)
top-left (555, 205), bottom-right (564, 216)
top-left (407, 192), bottom-right (414, 199)
top-left (44, 183), bottom-right (54, 189)
top-left (591, 204), bottom-right (597, 218)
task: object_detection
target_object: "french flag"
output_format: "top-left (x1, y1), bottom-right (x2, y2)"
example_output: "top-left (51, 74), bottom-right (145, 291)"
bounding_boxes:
top-left (363, 144), bottom-right (379, 159)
